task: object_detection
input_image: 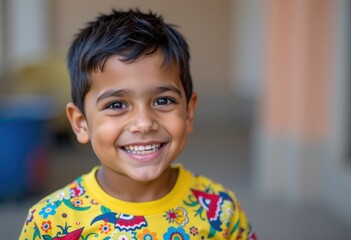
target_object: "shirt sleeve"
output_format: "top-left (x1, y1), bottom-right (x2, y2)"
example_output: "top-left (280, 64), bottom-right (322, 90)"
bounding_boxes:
top-left (19, 208), bottom-right (43, 240)
top-left (228, 201), bottom-right (257, 240)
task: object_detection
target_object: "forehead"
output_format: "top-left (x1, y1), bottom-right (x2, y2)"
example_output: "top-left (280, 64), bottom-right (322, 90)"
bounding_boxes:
top-left (89, 53), bottom-right (181, 89)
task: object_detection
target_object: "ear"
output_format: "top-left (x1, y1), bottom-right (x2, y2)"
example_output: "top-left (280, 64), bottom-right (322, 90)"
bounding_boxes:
top-left (66, 102), bottom-right (90, 144)
top-left (186, 92), bottom-right (198, 133)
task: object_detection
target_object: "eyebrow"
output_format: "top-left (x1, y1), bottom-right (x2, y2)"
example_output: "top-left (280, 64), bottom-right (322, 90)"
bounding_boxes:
top-left (155, 85), bottom-right (182, 97)
top-left (96, 89), bottom-right (130, 104)
top-left (96, 84), bottom-right (182, 105)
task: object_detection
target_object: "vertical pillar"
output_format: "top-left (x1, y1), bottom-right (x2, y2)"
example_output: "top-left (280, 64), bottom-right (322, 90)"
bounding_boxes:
top-left (254, 0), bottom-right (333, 205)
top-left (0, 0), bottom-right (7, 81)
top-left (7, 0), bottom-right (50, 69)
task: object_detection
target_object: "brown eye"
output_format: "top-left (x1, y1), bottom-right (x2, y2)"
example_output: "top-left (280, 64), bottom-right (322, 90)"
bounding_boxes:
top-left (154, 97), bottom-right (175, 106)
top-left (106, 101), bottom-right (127, 109)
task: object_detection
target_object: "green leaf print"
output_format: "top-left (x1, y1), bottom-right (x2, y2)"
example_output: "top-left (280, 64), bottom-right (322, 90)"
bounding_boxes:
top-left (42, 235), bottom-right (53, 240)
top-left (183, 195), bottom-right (198, 207)
top-left (230, 219), bottom-right (240, 235)
top-left (54, 200), bottom-right (62, 208)
top-left (208, 226), bottom-right (217, 238)
top-left (80, 232), bottom-right (99, 240)
top-left (194, 206), bottom-right (206, 221)
top-left (33, 224), bottom-right (41, 240)
top-left (101, 206), bottom-right (111, 213)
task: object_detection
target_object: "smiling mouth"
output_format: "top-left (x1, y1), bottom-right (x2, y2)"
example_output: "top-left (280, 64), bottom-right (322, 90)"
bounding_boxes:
top-left (122, 143), bottom-right (163, 155)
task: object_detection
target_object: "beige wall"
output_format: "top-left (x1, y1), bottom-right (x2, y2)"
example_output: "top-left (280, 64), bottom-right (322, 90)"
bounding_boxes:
top-left (255, 0), bottom-right (334, 202)
top-left (51, 0), bottom-right (233, 94)
top-left (253, 1), bottom-right (351, 228)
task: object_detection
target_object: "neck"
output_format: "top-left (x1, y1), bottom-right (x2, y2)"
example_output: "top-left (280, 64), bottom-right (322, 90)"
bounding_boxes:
top-left (96, 166), bottom-right (178, 202)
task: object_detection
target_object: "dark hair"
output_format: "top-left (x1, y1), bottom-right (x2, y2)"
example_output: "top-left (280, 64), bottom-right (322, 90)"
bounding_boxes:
top-left (67, 9), bottom-right (193, 114)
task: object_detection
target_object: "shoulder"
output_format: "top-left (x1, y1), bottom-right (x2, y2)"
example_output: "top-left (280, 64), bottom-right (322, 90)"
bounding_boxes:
top-left (181, 166), bottom-right (257, 239)
top-left (183, 166), bottom-right (237, 201)
top-left (181, 165), bottom-right (240, 219)
top-left (25, 170), bottom-right (92, 222)
top-left (19, 170), bottom-right (97, 238)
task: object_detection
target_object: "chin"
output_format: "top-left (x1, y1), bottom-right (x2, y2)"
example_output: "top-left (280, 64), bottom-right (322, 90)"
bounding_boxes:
top-left (129, 170), bottom-right (163, 183)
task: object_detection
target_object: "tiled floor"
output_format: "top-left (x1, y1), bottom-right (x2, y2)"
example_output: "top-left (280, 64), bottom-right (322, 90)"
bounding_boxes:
top-left (2, 121), bottom-right (351, 239)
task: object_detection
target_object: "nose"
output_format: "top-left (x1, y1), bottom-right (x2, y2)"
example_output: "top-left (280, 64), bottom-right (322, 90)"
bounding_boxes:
top-left (128, 107), bottom-right (158, 134)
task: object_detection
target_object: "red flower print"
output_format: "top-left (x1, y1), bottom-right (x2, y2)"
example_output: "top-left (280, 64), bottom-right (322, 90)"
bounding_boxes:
top-left (99, 222), bottom-right (112, 234)
top-left (70, 182), bottom-right (85, 197)
top-left (164, 208), bottom-right (189, 226)
top-left (237, 227), bottom-right (244, 239)
top-left (41, 221), bottom-right (52, 233)
top-left (189, 226), bottom-right (198, 236)
top-left (222, 228), bottom-right (229, 238)
top-left (71, 198), bottom-right (83, 207)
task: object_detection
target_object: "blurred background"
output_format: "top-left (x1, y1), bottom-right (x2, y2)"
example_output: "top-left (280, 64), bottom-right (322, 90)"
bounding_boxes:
top-left (0, 0), bottom-right (350, 239)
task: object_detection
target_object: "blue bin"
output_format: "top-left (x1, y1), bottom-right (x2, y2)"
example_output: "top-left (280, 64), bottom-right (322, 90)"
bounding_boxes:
top-left (0, 95), bottom-right (55, 200)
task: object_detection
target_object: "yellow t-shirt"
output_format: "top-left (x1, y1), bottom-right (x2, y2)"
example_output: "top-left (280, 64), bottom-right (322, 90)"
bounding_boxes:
top-left (19, 164), bottom-right (256, 239)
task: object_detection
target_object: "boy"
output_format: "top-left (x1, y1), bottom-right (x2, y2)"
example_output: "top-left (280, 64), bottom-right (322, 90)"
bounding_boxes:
top-left (19, 9), bottom-right (256, 239)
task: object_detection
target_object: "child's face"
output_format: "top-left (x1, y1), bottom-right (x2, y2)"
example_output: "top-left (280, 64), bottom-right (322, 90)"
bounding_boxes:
top-left (67, 53), bottom-right (197, 183)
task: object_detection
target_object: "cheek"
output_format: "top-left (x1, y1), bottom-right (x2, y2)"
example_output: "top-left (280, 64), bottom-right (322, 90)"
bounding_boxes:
top-left (89, 118), bottom-right (122, 148)
top-left (164, 113), bottom-right (188, 142)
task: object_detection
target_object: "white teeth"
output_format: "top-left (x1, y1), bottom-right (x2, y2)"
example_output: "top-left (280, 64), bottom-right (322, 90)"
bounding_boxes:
top-left (123, 144), bottom-right (161, 154)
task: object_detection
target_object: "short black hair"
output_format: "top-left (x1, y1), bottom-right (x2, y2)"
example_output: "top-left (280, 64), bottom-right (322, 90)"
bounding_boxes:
top-left (67, 9), bottom-right (193, 114)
